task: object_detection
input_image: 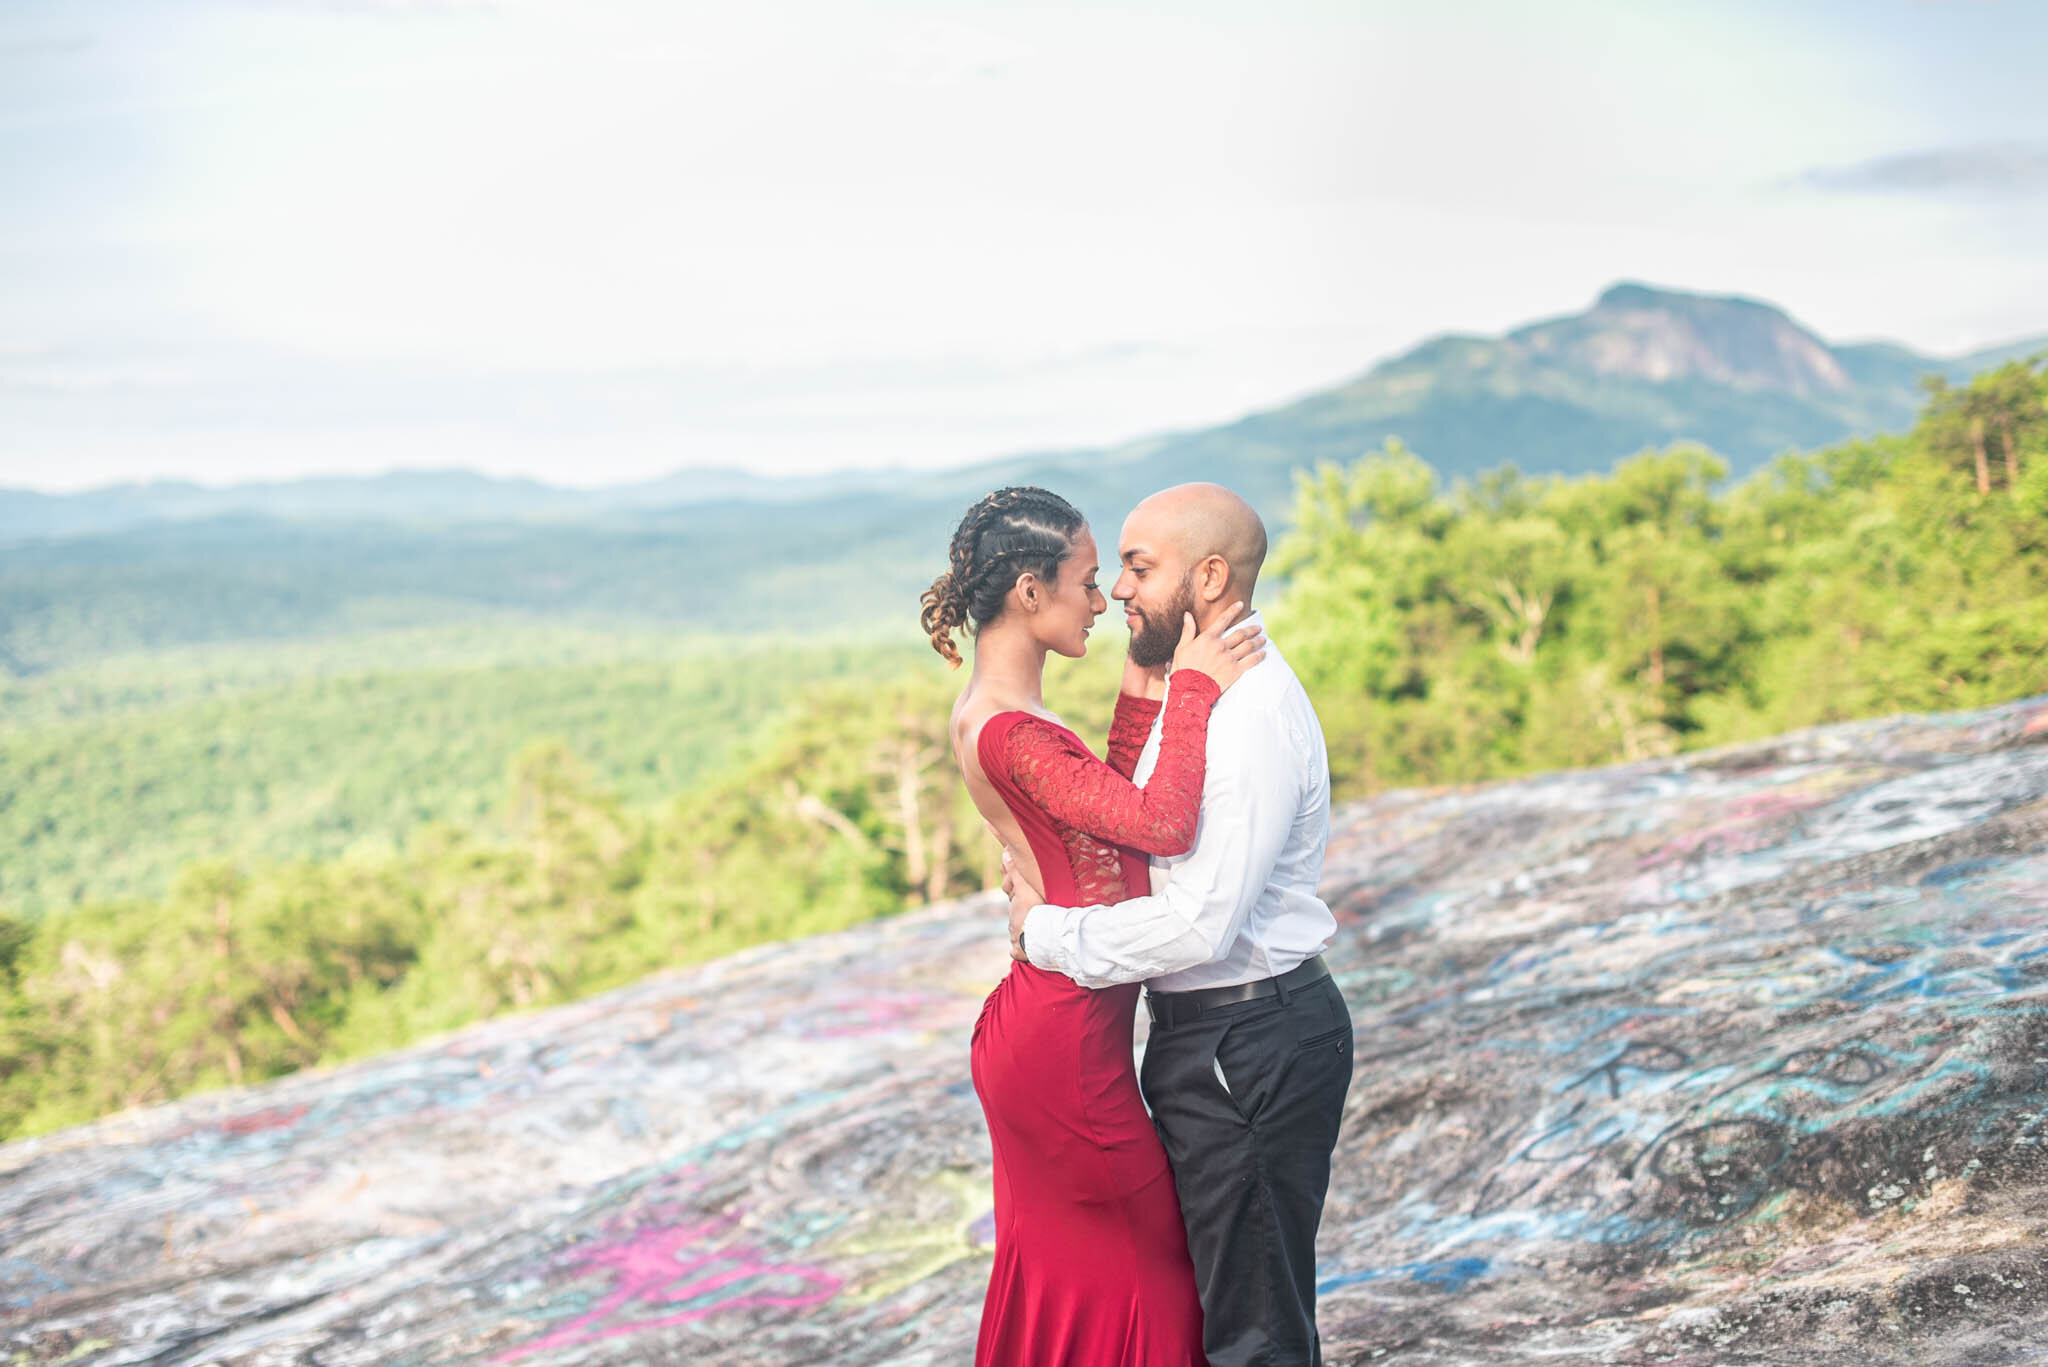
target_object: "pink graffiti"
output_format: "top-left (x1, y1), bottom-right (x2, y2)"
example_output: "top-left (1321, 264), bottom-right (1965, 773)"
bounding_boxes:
top-left (1636, 788), bottom-right (1830, 868)
top-left (496, 1217), bottom-right (840, 1361)
top-left (219, 1104), bottom-right (308, 1135)
top-left (795, 995), bottom-right (932, 1039)
top-left (166, 1102), bottom-right (312, 1142)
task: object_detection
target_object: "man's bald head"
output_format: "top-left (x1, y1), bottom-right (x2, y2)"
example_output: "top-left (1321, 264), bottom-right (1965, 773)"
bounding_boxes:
top-left (1123, 482), bottom-right (1268, 608)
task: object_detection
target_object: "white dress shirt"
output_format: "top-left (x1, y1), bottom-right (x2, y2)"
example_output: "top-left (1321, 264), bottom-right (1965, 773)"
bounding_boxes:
top-left (1021, 615), bottom-right (1337, 992)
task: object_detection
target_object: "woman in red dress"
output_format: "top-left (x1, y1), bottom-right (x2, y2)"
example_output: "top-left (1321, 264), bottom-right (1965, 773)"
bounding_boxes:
top-left (919, 486), bottom-right (1263, 1366)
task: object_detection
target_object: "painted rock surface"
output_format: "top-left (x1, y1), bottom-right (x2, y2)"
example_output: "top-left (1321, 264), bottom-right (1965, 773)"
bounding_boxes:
top-left (5, 695), bottom-right (2048, 1366)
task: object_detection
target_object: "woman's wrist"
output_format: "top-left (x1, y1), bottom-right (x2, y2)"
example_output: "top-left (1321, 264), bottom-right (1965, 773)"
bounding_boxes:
top-left (1121, 659), bottom-right (1168, 700)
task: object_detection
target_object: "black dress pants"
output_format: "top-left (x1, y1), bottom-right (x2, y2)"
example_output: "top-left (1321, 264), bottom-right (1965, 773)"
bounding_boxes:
top-left (1140, 973), bottom-right (1353, 1367)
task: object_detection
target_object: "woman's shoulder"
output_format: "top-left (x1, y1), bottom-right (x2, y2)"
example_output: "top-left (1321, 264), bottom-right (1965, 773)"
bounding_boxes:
top-left (977, 706), bottom-right (1068, 743)
top-left (978, 709), bottom-right (1083, 768)
top-left (956, 698), bottom-right (1025, 749)
top-left (952, 687), bottom-right (1023, 742)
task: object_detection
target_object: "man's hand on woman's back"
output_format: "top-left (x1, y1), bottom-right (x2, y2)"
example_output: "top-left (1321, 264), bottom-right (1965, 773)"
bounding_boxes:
top-left (1000, 847), bottom-right (1043, 962)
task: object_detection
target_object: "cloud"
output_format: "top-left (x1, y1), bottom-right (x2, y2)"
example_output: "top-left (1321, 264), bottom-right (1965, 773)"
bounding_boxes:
top-left (1798, 142), bottom-right (2048, 196)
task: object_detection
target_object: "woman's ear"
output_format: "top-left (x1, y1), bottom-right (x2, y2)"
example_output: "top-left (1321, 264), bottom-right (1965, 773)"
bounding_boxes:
top-left (1013, 571), bottom-right (1042, 612)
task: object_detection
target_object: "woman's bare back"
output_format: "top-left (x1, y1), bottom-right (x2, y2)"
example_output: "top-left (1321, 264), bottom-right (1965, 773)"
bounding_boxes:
top-left (949, 684), bottom-right (1051, 900)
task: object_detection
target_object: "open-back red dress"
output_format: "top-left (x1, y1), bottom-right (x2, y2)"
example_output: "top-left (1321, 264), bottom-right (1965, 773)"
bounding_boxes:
top-left (969, 672), bottom-right (1219, 1367)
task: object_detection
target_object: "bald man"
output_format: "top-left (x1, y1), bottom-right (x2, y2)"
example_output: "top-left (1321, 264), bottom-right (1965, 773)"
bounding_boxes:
top-left (1004, 483), bottom-right (1351, 1367)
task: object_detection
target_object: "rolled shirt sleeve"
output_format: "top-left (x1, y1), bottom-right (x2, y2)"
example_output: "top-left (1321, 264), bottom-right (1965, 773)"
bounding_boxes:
top-left (1022, 697), bottom-right (1300, 989)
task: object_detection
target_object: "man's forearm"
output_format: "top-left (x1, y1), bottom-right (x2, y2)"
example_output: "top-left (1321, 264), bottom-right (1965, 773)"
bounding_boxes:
top-left (1021, 898), bottom-right (1222, 988)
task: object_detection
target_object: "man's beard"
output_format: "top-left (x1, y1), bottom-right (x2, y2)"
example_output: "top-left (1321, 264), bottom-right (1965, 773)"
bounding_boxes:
top-left (1126, 572), bottom-right (1197, 668)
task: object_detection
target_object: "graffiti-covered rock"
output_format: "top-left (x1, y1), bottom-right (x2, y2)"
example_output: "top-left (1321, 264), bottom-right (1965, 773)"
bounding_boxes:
top-left (4, 695), bottom-right (2047, 1365)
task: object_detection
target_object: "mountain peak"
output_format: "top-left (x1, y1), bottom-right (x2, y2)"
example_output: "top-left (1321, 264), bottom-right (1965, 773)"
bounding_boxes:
top-left (1516, 282), bottom-right (1852, 396)
top-left (1592, 281), bottom-right (1773, 315)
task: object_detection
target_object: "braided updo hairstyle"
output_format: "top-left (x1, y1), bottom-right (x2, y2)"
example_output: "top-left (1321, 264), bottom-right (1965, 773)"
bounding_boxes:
top-left (920, 486), bottom-right (1087, 667)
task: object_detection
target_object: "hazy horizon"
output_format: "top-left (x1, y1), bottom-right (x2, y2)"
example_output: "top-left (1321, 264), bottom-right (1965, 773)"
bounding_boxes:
top-left (10, 276), bottom-right (2047, 499)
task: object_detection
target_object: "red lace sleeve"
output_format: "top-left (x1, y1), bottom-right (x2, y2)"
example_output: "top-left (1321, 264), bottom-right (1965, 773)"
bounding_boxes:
top-left (1002, 671), bottom-right (1222, 856)
top-left (1105, 691), bottom-right (1164, 778)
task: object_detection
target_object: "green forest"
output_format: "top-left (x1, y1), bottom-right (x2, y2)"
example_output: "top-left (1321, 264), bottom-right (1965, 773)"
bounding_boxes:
top-left (0, 360), bottom-right (2042, 1140)
top-left (1274, 360), bottom-right (2048, 789)
top-left (0, 626), bottom-right (928, 914)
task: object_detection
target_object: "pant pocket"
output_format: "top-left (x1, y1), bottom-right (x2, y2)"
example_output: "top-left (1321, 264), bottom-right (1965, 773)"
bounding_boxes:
top-left (1208, 1022), bottom-right (1252, 1122)
top-left (1296, 1024), bottom-right (1351, 1051)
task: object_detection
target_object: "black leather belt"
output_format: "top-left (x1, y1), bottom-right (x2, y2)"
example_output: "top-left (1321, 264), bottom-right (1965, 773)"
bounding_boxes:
top-left (1145, 955), bottom-right (1330, 1029)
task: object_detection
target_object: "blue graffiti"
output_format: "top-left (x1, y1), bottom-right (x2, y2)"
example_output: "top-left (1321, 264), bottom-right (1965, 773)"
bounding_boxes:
top-left (1318, 1256), bottom-right (1490, 1296)
top-left (0, 1256), bottom-right (69, 1311)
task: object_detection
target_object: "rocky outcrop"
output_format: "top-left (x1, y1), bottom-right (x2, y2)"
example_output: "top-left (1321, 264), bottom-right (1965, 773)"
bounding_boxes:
top-left (1509, 283), bottom-right (1855, 396)
top-left (5, 694), bottom-right (2047, 1366)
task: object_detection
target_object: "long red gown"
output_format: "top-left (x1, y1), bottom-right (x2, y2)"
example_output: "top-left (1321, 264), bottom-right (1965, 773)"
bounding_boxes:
top-left (969, 673), bottom-right (1219, 1367)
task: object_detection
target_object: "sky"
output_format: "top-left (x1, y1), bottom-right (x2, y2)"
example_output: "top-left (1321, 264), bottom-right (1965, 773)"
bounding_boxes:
top-left (3, 0), bottom-right (2047, 493)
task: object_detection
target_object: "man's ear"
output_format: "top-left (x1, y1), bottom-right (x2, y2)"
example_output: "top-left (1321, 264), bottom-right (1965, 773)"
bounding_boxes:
top-left (1196, 554), bottom-right (1231, 604)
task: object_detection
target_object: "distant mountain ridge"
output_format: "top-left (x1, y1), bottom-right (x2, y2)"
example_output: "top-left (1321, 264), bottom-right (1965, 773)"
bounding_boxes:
top-left (5, 282), bottom-right (2041, 543)
top-left (0, 465), bottom-right (865, 542)
top-left (4, 284), bottom-right (2043, 671)
top-left (1125, 282), bottom-right (2041, 509)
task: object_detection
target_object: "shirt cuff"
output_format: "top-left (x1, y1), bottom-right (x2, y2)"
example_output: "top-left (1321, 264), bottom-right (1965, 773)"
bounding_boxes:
top-left (1021, 903), bottom-right (1067, 974)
